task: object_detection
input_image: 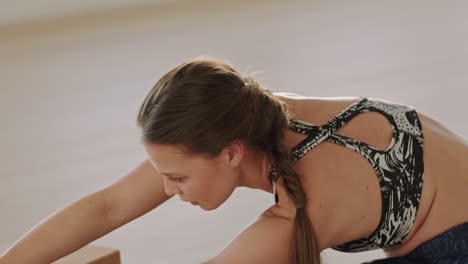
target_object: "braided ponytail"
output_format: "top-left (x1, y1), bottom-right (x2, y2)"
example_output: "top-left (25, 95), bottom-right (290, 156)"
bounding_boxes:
top-left (267, 93), bottom-right (321, 264)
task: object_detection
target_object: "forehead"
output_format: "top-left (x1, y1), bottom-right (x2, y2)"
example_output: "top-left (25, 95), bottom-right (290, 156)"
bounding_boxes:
top-left (144, 144), bottom-right (191, 161)
top-left (144, 143), bottom-right (220, 169)
top-left (143, 144), bottom-right (192, 174)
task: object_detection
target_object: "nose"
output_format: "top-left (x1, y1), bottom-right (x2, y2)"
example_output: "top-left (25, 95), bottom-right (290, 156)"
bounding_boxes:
top-left (163, 178), bottom-right (182, 196)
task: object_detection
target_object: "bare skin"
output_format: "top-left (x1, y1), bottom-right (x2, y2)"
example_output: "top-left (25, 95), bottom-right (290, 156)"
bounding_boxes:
top-left (273, 93), bottom-right (468, 257)
top-left (144, 93), bottom-right (468, 263)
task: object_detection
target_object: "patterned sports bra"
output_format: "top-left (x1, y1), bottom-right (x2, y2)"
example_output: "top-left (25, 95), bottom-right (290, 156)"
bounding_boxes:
top-left (269, 97), bottom-right (425, 252)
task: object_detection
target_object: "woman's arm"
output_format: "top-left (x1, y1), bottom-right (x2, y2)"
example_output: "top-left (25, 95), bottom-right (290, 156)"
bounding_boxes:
top-left (101, 159), bottom-right (172, 231)
top-left (201, 208), bottom-right (295, 264)
top-left (0, 159), bottom-right (171, 264)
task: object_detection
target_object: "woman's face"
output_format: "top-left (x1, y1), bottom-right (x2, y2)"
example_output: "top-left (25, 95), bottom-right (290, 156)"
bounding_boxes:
top-left (144, 143), bottom-right (240, 211)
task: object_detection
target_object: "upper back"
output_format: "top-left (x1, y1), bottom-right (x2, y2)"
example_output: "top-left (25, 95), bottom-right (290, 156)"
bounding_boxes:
top-left (272, 93), bottom-right (396, 250)
top-left (272, 92), bottom-right (468, 253)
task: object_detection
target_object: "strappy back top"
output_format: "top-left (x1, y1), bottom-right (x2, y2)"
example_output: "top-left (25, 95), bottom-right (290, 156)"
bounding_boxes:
top-left (270, 97), bottom-right (425, 252)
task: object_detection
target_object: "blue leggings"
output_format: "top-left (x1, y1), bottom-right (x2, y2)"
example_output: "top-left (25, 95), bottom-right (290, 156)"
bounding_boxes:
top-left (362, 222), bottom-right (468, 264)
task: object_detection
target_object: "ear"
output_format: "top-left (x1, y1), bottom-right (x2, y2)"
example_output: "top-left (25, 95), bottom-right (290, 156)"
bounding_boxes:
top-left (223, 140), bottom-right (245, 168)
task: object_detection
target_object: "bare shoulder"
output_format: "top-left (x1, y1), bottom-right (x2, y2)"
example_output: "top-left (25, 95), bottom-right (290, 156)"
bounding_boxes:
top-left (273, 92), bottom-right (309, 99)
top-left (273, 92), bottom-right (359, 102)
top-left (202, 206), bottom-right (294, 264)
top-left (272, 92), bottom-right (361, 109)
top-left (272, 93), bottom-right (363, 126)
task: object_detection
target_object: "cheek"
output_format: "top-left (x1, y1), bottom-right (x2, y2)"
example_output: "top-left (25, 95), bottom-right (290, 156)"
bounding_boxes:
top-left (181, 177), bottom-right (209, 198)
top-left (185, 176), bottom-right (217, 201)
top-left (189, 163), bottom-right (236, 204)
top-left (212, 171), bottom-right (237, 202)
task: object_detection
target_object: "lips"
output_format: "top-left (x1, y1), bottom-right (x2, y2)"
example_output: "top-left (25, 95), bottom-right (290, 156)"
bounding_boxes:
top-left (191, 201), bottom-right (199, 205)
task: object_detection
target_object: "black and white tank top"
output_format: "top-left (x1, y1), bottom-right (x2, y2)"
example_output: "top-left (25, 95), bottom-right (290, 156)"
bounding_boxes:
top-left (270, 97), bottom-right (425, 252)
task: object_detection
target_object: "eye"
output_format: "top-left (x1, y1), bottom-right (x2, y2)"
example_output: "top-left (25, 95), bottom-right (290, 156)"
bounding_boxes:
top-left (169, 177), bottom-right (183, 183)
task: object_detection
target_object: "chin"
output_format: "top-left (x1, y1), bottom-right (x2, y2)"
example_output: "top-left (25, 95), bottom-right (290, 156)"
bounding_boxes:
top-left (199, 204), bottom-right (213, 211)
top-left (200, 202), bottom-right (222, 211)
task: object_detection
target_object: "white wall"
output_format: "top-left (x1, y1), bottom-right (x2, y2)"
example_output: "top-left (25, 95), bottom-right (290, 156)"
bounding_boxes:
top-left (1, 0), bottom-right (467, 263)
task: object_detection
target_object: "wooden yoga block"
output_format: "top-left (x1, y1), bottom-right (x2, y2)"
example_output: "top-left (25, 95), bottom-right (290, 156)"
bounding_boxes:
top-left (52, 245), bottom-right (121, 264)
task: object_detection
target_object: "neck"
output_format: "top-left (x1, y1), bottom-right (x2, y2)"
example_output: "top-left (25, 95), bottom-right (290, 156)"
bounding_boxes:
top-left (237, 148), bottom-right (275, 193)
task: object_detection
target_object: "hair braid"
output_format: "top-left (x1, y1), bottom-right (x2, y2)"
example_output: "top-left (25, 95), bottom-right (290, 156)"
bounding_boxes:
top-left (268, 96), bottom-right (321, 264)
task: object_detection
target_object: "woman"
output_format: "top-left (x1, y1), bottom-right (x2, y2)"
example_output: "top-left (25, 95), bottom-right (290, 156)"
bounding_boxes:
top-left (1, 56), bottom-right (467, 264)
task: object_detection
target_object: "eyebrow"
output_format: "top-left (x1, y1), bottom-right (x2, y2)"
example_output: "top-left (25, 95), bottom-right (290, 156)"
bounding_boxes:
top-left (160, 172), bottom-right (184, 177)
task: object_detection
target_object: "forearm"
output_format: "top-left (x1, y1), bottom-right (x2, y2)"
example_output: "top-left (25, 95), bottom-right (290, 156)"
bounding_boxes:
top-left (1, 191), bottom-right (111, 264)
